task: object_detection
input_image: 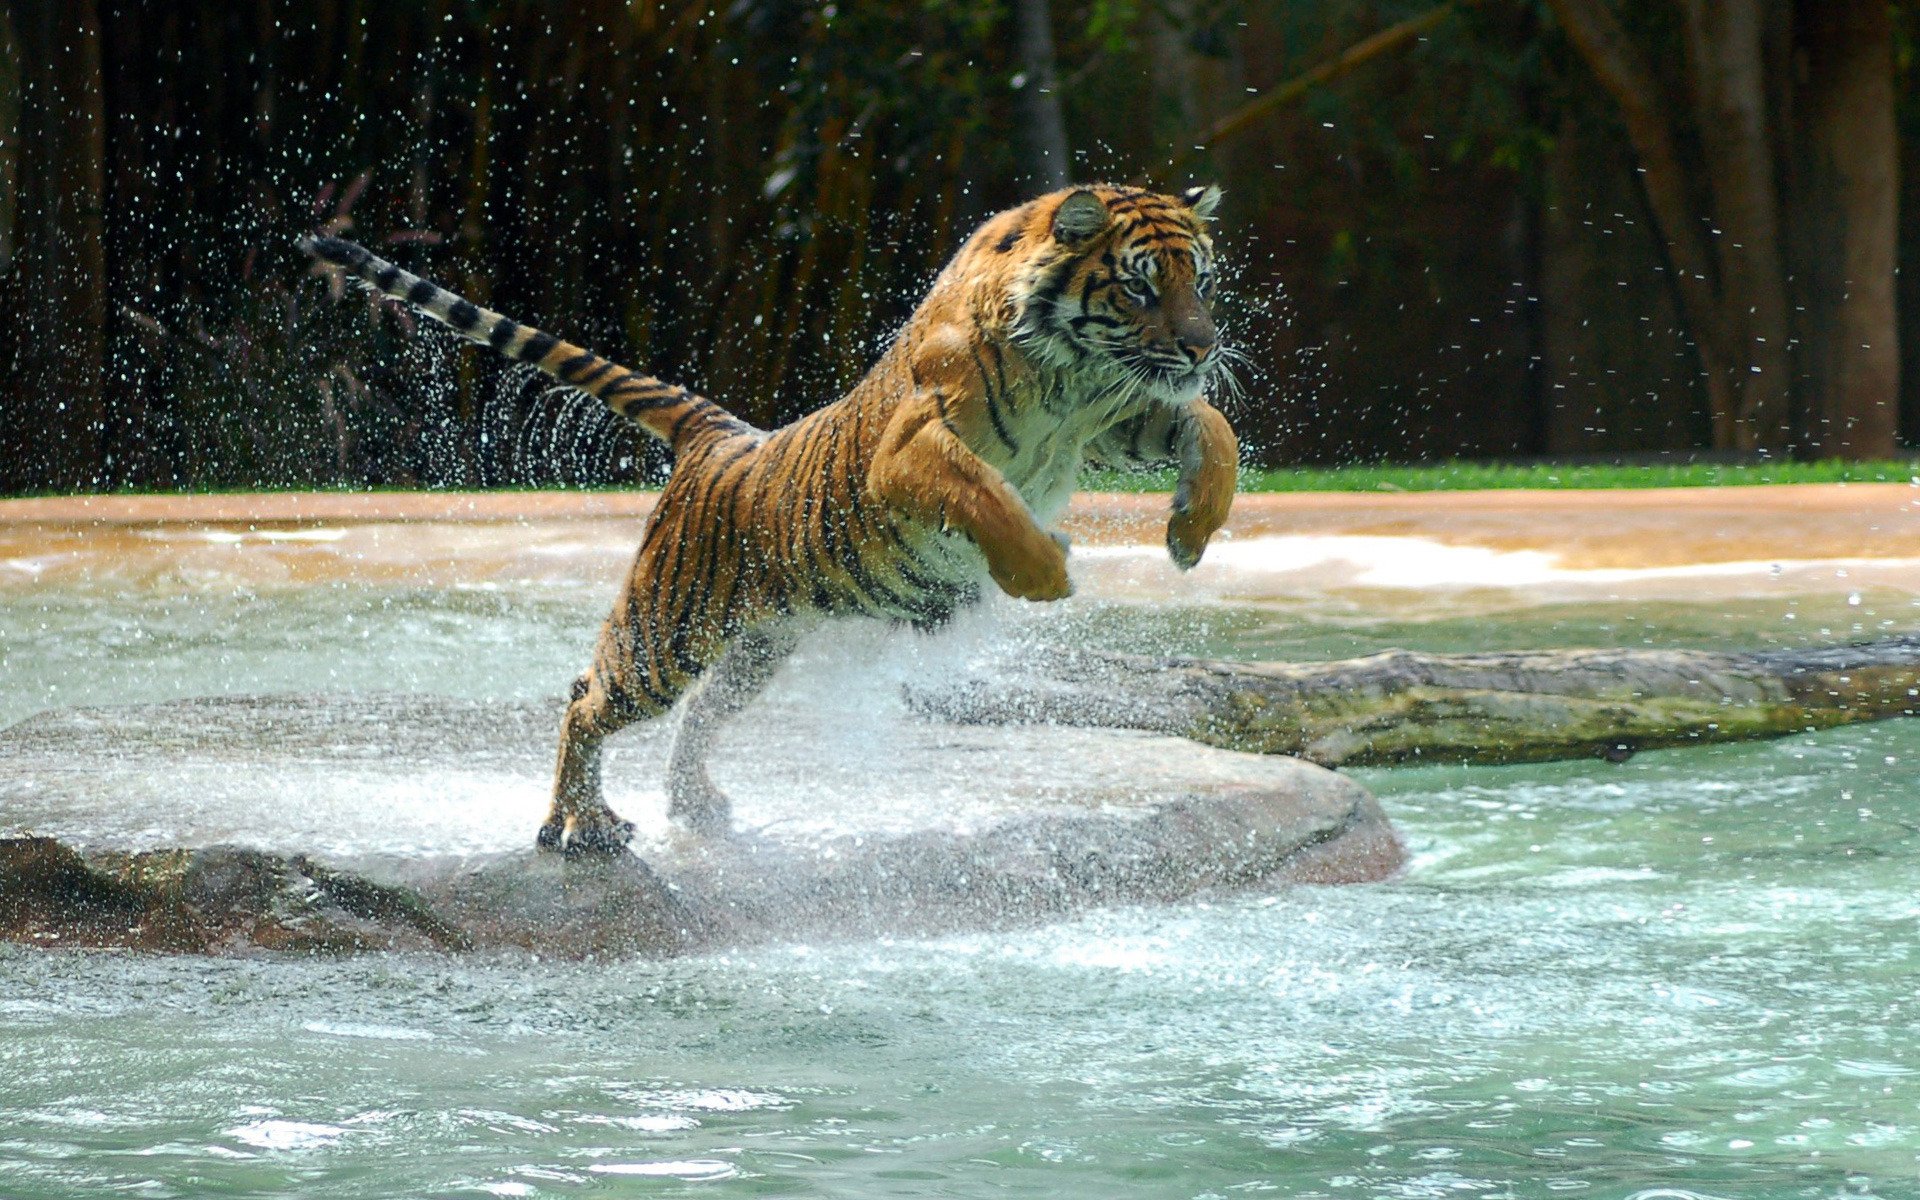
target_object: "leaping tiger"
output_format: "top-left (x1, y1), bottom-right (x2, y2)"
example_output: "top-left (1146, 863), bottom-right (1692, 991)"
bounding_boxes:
top-left (304, 184), bottom-right (1239, 857)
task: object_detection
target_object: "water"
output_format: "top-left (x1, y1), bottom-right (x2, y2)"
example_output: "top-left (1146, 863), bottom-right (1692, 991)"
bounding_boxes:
top-left (2, 520), bottom-right (1918, 1196)
top-left (8, 529), bottom-right (1918, 728)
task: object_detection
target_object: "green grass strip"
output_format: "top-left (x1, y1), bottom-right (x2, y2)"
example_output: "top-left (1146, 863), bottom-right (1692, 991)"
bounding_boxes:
top-left (1084, 459), bottom-right (1920, 494)
top-left (8, 459), bottom-right (1920, 501)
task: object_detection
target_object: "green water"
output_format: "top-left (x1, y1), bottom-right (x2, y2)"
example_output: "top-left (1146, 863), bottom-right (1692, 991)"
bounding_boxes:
top-left (3, 579), bottom-right (1918, 1196)
top-left (6, 581), bottom-right (1917, 730)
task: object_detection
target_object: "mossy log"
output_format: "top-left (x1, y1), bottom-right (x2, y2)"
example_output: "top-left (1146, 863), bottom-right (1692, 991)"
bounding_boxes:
top-left (913, 636), bottom-right (1920, 766)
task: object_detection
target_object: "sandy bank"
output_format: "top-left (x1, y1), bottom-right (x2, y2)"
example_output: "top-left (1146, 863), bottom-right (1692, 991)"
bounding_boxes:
top-left (4, 484), bottom-right (1918, 568)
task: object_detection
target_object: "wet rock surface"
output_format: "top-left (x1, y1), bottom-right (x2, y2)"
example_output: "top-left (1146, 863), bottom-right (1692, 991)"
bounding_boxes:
top-left (0, 837), bottom-right (470, 954)
top-left (0, 694), bottom-right (1399, 957)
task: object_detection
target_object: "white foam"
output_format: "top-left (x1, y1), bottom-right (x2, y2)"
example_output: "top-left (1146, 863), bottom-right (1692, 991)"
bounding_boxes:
top-left (0, 557), bottom-right (52, 578)
top-left (1083, 534), bottom-right (1920, 591)
top-left (301, 1020), bottom-right (435, 1041)
top-left (587, 1160), bottom-right (738, 1180)
top-left (144, 527), bottom-right (349, 545)
top-left (223, 1120), bottom-right (349, 1151)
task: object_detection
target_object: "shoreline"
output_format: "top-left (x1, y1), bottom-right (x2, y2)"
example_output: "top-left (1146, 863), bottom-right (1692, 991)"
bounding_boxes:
top-left (3, 485), bottom-right (1918, 570)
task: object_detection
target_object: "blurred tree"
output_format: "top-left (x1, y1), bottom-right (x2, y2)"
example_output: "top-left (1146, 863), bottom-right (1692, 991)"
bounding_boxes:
top-left (2, 0), bottom-right (107, 492)
top-left (0, 0), bottom-right (1909, 493)
top-left (0, 8), bottom-right (18, 275)
top-left (1788, 1), bottom-right (1901, 459)
top-left (1545, 0), bottom-right (1899, 458)
top-left (1168, 0), bottom-right (1466, 177)
top-left (1013, 0), bottom-right (1072, 190)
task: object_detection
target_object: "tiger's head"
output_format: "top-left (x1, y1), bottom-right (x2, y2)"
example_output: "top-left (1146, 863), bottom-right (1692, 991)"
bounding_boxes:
top-left (1006, 184), bottom-right (1225, 403)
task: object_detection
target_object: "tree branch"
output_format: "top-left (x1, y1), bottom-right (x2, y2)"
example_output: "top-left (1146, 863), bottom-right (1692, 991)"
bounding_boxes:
top-left (1165, 1), bottom-right (1466, 177)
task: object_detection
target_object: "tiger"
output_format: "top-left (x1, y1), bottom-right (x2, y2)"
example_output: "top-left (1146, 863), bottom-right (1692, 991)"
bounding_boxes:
top-left (303, 183), bottom-right (1239, 858)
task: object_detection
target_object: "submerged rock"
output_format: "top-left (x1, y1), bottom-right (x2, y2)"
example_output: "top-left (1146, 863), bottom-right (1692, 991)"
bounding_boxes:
top-left (0, 837), bottom-right (469, 954)
top-left (0, 693), bottom-right (1400, 957)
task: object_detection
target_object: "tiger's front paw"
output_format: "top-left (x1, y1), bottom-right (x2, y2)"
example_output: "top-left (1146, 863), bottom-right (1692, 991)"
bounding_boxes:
top-left (987, 528), bottom-right (1073, 601)
top-left (1167, 506), bottom-right (1225, 570)
top-left (1167, 478), bottom-right (1232, 570)
top-left (1167, 401), bottom-right (1237, 570)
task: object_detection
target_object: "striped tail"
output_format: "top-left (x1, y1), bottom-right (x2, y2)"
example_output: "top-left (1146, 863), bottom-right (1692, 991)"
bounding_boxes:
top-left (301, 235), bottom-right (754, 450)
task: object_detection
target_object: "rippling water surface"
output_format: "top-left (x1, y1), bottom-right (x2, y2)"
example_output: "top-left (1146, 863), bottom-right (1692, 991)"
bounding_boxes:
top-left (2, 528), bottom-right (1917, 1197)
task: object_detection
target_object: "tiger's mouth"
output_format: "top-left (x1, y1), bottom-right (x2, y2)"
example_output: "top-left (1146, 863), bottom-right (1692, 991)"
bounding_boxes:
top-left (1029, 311), bottom-right (1225, 400)
top-left (1118, 348), bottom-right (1221, 399)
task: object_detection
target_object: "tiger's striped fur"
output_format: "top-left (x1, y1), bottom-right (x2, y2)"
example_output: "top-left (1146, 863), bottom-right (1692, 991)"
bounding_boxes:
top-left (305, 185), bottom-right (1238, 857)
top-left (302, 235), bottom-right (758, 451)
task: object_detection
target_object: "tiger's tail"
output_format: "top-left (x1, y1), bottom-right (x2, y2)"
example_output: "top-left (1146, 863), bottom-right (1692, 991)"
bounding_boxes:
top-left (302, 236), bottom-right (753, 450)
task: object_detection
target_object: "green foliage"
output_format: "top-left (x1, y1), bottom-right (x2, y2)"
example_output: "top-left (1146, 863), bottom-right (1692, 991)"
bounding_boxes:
top-left (1083, 0), bottom-right (1144, 53)
top-left (4, 0), bottom-right (1910, 493)
top-left (1087, 459), bottom-right (1920, 492)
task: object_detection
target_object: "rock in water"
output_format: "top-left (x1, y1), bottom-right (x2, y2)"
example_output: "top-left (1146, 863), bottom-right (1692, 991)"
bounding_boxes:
top-left (0, 694), bottom-right (1400, 957)
top-left (0, 837), bottom-right (471, 954)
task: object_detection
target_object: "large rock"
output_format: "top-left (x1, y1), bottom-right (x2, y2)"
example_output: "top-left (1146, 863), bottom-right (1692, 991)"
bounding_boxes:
top-left (0, 837), bottom-right (470, 954)
top-left (0, 694), bottom-right (1400, 957)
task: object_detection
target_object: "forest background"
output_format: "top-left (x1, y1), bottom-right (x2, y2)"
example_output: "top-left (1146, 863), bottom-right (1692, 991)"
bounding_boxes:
top-left (2, 0), bottom-right (1915, 493)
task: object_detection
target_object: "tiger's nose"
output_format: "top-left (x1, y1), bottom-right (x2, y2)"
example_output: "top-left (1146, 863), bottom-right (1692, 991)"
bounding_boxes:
top-left (1179, 336), bottom-right (1217, 365)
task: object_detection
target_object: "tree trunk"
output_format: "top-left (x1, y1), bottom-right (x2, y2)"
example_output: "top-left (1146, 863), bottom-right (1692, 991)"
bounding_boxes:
top-left (0, 8), bottom-right (20, 275)
top-left (911, 638), bottom-right (1920, 767)
top-left (1541, 106), bottom-right (1709, 453)
top-left (10, 0), bottom-right (107, 491)
top-left (1679, 0), bottom-right (1794, 452)
top-left (1544, 0), bottom-right (1902, 456)
top-left (1011, 0), bottom-right (1071, 192)
top-left (1146, 0), bottom-right (1201, 137)
top-left (1543, 0), bottom-right (1741, 449)
top-left (1786, 0), bottom-right (1901, 459)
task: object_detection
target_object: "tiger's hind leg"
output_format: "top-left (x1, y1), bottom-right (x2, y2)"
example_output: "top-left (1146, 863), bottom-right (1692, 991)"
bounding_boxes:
top-left (666, 622), bottom-right (801, 838)
top-left (539, 648), bottom-right (687, 859)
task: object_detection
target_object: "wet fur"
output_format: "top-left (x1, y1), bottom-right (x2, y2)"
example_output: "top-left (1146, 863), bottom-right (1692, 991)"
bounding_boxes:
top-left (305, 185), bottom-right (1238, 857)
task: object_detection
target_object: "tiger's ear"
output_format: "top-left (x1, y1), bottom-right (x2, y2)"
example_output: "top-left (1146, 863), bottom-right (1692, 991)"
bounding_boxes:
top-left (1051, 190), bottom-right (1110, 244)
top-left (1182, 184), bottom-right (1223, 221)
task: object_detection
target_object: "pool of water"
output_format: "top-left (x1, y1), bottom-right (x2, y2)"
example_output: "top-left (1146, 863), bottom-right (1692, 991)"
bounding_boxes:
top-left (7, 577), bottom-right (1917, 731)
top-left (3, 523), bottom-right (1918, 1197)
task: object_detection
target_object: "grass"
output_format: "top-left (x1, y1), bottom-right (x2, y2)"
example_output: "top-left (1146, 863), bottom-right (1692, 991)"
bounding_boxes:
top-left (1086, 459), bottom-right (1920, 494)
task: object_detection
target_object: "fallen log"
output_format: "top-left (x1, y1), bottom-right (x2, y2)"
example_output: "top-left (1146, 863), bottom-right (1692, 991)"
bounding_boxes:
top-left (912, 636), bottom-right (1920, 767)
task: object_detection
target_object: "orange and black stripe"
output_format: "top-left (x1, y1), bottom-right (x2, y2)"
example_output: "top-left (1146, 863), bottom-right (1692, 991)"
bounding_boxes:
top-left (301, 236), bottom-right (756, 452)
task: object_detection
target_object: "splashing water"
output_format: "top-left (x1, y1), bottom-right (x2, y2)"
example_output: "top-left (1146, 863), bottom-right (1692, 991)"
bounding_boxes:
top-left (2, 512), bottom-right (1918, 1196)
